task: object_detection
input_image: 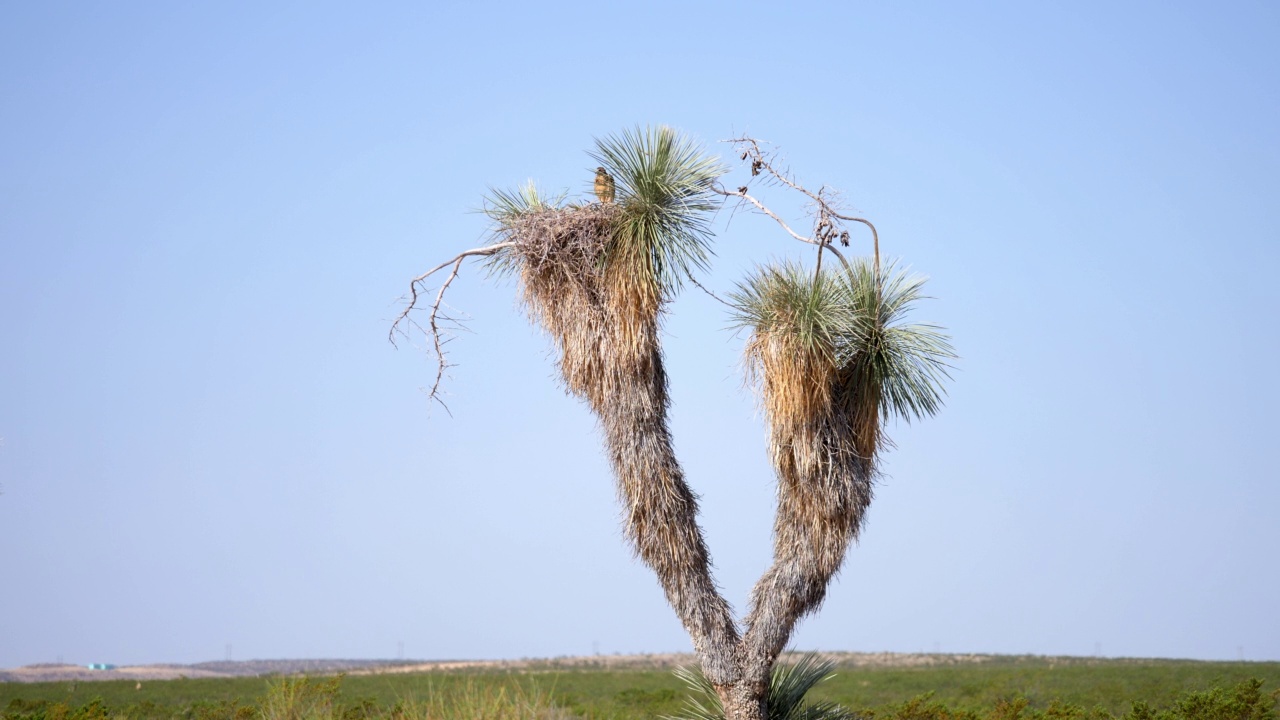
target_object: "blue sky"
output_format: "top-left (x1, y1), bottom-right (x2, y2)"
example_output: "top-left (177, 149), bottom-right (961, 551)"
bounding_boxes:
top-left (2, 2), bottom-right (1278, 669)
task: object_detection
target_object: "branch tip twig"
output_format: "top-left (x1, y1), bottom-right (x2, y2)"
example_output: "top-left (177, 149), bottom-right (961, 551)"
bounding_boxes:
top-left (389, 242), bottom-right (516, 407)
top-left (721, 136), bottom-right (880, 275)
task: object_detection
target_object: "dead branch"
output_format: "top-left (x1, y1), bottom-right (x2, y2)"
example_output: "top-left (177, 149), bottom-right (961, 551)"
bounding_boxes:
top-left (725, 135), bottom-right (881, 270)
top-left (711, 183), bottom-right (852, 273)
top-left (686, 272), bottom-right (733, 308)
top-left (389, 242), bottom-right (515, 409)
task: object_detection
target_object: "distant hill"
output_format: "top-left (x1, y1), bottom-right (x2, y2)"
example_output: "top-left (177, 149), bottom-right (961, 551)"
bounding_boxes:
top-left (0, 659), bottom-right (420, 684)
top-left (2, 651), bottom-right (1201, 685)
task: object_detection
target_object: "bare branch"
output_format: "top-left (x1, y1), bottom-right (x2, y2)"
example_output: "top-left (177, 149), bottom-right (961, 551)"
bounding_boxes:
top-left (845, 216), bottom-right (879, 270)
top-left (423, 256), bottom-right (465, 410)
top-left (711, 183), bottom-right (851, 273)
top-left (389, 242), bottom-right (516, 344)
top-left (389, 242), bottom-right (515, 409)
top-left (686, 272), bottom-right (733, 308)
top-left (724, 135), bottom-right (880, 272)
top-left (711, 184), bottom-right (810, 246)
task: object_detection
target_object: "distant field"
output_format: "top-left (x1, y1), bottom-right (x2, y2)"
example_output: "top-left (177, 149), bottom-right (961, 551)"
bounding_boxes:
top-left (2, 654), bottom-right (1276, 719)
top-left (806, 656), bottom-right (1280, 714)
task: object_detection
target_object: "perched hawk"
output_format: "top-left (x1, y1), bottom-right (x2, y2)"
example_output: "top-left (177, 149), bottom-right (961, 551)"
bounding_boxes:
top-left (593, 166), bottom-right (616, 204)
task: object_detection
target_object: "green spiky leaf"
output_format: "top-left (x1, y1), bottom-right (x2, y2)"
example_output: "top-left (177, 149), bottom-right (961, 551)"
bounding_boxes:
top-left (730, 258), bottom-right (955, 424)
top-left (589, 125), bottom-right (726, 297)
top-left (665, 654), bottom-right (857, 720)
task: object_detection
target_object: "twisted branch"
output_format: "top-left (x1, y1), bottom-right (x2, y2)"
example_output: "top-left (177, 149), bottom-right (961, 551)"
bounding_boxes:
top-left (724, 135), bottom-right (880, 271)
top-left (389, 242), bottom-right (515, 408)
top-left (710, 183), bottom-right (852, 274)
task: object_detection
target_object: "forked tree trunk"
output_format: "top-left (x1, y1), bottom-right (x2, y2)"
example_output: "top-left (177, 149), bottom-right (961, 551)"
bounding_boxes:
top-left (399, 132), bottom-right (933, 720)
top-left (513, 211), bottom-right (870, 720)
top-left (593, 342), bottom-right (864, 720)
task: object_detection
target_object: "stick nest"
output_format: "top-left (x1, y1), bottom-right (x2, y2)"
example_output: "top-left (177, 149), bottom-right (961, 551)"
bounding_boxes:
top-left (493, 202), bottom-right (661, 410)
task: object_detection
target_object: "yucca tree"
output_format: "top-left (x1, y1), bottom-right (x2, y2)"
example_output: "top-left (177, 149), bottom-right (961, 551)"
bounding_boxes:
top-left (727, 259), bottom-right (953, 715)
top-left (411, 126), bottom-right (951, 720)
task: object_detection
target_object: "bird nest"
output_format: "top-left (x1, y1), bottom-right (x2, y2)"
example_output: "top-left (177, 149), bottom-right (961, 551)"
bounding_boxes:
top-left (490, 202), bottom-right (660, 407)
top-left (494, 202), bottom-right (621, 304)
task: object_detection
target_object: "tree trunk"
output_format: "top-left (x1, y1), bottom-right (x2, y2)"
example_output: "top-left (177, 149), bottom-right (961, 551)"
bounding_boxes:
top-left (596, 344), bottom-right (741, 687)
top-left (594, 343), bottom-right (867, 717)
top-left (569, 272), bottom-right (870, 718)
top-left (717, 678), bottom-right (769, 720)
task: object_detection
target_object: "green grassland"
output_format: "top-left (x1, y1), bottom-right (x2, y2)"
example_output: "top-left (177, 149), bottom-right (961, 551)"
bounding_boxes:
top-left (808, 657), bottom-right (1280, 713)
top-left (2, 656), bottom-right (1277, 719)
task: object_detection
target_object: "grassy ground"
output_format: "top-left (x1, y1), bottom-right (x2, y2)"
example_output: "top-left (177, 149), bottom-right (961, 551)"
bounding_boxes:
top-left (2, 656), bottom-right (1277, 719)
top-left (808, 658), bottom-right (1280, 715)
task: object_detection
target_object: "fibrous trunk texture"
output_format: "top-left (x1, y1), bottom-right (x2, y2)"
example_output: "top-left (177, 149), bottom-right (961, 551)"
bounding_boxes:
top-left (507, 207), bottom-right (873, 720)
top-left (599, 343), bottom-right (742, 686)
top-left (739, 409), bottom-right (874, 685)
top-left (738, 320), bottom-right (879, 692)
top-left (510, 206), bottom-right (740, 687)
top-left (719, 679), bottom-right (769, 720)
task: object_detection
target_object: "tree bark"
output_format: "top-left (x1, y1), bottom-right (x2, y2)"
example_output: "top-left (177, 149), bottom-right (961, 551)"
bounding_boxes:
top-left (597, 345), bottom-right (742, 688)
top-left (717, 678), bottom-right (769, 720)
top-left (595, 346), bottom-right (866, 718)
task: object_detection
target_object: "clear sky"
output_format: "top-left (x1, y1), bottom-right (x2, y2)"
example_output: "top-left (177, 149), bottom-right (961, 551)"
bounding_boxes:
top-left (2, 2), bottom-right (1278, 669)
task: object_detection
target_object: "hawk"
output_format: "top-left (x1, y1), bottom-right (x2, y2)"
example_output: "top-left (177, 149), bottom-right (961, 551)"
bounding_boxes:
top-left (594, 166), bottom-right (616, 204)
